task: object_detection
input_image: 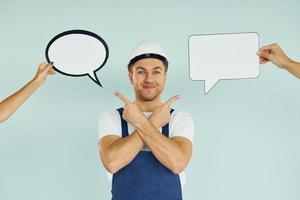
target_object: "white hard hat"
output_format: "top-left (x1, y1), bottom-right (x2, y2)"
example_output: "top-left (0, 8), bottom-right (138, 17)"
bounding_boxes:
top-left (129, 39), bottom-right (168, 65)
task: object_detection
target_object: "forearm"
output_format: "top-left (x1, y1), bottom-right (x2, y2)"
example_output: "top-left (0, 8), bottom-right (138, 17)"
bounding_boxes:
top-left (285, 60), bottom-right (300, 79)
top-left (0, 79), bottom-right (40, 123)
top-left (136, 119), bottom-right (188, 173)
top-left (103, 131), bottom-right (144, 173)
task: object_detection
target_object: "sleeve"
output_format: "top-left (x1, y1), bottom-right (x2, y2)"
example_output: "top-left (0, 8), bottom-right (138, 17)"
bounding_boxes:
top-left (169, 110), bottom-right (194, 144)
top-left (98, 110), bottom-right (122, 141)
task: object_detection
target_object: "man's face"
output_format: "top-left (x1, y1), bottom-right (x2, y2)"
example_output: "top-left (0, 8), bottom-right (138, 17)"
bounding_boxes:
top-left (129, 58), bottom-right (167, 101)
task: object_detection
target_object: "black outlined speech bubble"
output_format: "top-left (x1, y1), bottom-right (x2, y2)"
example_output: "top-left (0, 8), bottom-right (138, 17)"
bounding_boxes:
top-left (45, 30), bottom-right (109, 87)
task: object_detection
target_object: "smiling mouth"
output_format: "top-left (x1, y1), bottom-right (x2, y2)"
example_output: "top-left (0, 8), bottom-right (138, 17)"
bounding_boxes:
top-left (142, 85), bottom-right (156, 89)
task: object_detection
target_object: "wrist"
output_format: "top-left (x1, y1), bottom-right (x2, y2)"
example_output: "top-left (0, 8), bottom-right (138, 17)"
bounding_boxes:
top-left (282, 58), bottom-right (295, 70)
top-left (29, 77), bottom-right (44, 90)
top-left (149, 117), bottom-right (159, 129)
top-left (135, 116), bottom-right (149, 130)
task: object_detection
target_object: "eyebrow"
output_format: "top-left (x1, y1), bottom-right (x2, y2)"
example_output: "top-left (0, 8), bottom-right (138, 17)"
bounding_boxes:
top-left (136, 67), bottom-right (146, 70)
top-left (135, 66), bottom-right (163, 71)
top-left (153, 67), bottom-right (163, 71)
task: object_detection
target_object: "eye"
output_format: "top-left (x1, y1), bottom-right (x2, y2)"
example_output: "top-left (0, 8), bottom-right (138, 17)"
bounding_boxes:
top-left (137, 70), bottom-right (145, 74)
top-left (153, 71), bottom-right (161, 75)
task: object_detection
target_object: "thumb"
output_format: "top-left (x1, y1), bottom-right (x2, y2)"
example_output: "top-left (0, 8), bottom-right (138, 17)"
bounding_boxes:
top-left (257, 50), bottom-right (272, 60)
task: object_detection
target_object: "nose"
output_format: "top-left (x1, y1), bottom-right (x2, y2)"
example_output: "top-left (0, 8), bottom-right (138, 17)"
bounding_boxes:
top-left (145, 72), bottom-right (154, 82)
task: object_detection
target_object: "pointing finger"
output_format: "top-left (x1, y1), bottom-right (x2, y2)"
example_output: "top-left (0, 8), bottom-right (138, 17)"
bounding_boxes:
top-left (164, 95), bottom-right (180, 106)
top-left (114, 91), bottom-right (131, 104)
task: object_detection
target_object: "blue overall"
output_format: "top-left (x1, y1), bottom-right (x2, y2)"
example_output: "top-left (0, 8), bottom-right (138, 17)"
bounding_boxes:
top-left (111, 108), bottom-right (182, 200)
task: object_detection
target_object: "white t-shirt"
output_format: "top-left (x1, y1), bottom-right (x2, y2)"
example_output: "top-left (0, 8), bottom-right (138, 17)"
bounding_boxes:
top-left (98, 109), bottom-right (194, 189)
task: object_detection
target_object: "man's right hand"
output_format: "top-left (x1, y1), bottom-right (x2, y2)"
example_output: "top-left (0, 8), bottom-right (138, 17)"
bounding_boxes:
top-left (114, 91), bottom-right (146, 127)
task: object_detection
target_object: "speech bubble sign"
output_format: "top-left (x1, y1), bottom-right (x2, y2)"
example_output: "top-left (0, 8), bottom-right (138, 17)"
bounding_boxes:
top-left (45, 30), bottom-right (109, 87)
top-left (189, 32), bottom-right (259, 94)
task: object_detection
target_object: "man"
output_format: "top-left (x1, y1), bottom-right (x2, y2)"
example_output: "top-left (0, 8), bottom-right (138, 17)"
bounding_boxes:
top-left (98, 40), bottom-right (194, 200)
top-left (0, 62), bottom-right (54, 123)
top-left (257, 43), bottom-right (300, 78)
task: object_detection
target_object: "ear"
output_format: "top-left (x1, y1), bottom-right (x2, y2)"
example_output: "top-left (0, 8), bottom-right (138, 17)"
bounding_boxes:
top-left (128, 71), bottom-right (133, 84)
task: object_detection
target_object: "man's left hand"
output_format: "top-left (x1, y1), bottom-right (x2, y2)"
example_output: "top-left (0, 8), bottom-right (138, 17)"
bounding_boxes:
top-left (149, 95), bottom-right (180, 129)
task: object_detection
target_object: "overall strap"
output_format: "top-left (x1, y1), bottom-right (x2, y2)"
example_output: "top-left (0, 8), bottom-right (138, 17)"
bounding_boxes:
top-left (162, 108), bottom-right (174, 137)
top-left (117, 108), bottom-right (129, 137)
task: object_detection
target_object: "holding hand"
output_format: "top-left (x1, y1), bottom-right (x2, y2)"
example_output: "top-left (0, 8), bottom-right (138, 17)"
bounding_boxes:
top-left (257, 43), bottom-right (292, 68)
top-left (257, 43), bottom-right (300, 79)
top-left (32, 62), bottom-right (55, 86)
top-left (0, 61), bottom-right (55, 123)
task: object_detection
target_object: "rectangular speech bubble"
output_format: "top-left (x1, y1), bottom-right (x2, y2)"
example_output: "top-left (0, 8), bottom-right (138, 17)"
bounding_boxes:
top-left (189, 32), bottom-right (259, 94)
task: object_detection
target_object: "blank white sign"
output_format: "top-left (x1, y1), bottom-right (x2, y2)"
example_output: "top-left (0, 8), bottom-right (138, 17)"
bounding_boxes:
top-left (189, 32), bottom-right (259, 94)
top-left (45, 30), bottom-right (109, 87)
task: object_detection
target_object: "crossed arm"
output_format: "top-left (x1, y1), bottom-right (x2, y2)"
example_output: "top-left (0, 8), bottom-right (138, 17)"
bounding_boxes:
top-left (99, 131), bottom-right (144, 174)
top-left (99, 93), bottom-right (192, 174)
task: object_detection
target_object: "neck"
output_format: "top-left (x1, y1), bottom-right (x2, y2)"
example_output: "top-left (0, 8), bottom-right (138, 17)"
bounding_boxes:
top-left (134, 95), bottom-right (162, 112)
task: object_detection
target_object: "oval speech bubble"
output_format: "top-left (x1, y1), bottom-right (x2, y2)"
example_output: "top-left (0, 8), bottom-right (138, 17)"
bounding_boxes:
top-left (45, 30), bottom-right (109, 87)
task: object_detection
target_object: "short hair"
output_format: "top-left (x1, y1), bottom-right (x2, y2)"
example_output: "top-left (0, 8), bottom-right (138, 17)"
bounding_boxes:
top-left (127, 55), bottom-right (169, 72)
